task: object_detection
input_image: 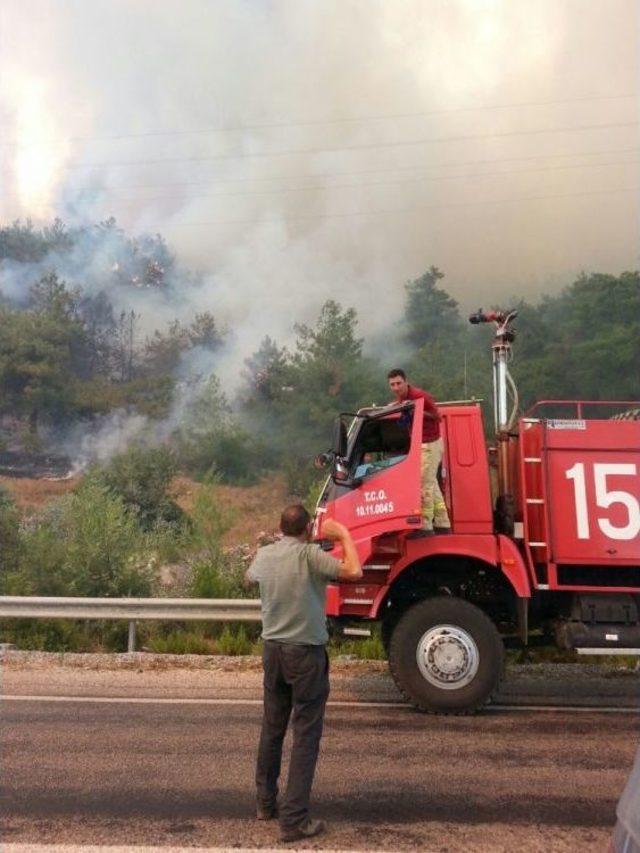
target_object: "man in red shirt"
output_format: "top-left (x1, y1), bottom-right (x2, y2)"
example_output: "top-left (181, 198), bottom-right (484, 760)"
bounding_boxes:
top-left (388, 368), bottom-right (451, 533)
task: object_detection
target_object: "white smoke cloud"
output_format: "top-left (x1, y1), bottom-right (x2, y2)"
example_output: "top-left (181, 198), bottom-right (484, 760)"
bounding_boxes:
top-left (58, 410), bottom-right (151, 473)
top-left (1, 0), bottom-right (637, 370)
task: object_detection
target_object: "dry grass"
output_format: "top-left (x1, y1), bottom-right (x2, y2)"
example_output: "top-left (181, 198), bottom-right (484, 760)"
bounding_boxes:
top-left (172, 473), bottom-right (290, 545)
top-left (0, 474), bottom-right (80, 511)
top-left (2, 471), bottom-right (293, 546)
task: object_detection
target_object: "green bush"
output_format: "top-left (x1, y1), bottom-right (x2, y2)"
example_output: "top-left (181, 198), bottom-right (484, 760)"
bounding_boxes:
top-left (177, 426), bottom-right (266, 485)
top-left (61, 481), bottom-right (153, 597)
top-left (0, 487), bottom-right (22, 581)
top-left (188, 479), bottom-right (235, 556)
top-left (2, 521), bottom-right (67, 595)
top-left (145, 519), bottom-right (190, 565)
top-left (0, 618), bottom-right (87, 651)
top-left (0, 618), bottom-right (132, 652)
top-left (283, 457), bottom-right (323, 499)
top-left (215, 624), bottom-right (253, 655)
top-left (305, 473), bottom-right (327, 511)
top-left (352, 633), bottom-right (387, 660)
top-left (141, 624), bottom-right (260, 656)
top-left (146, 629), bottom-right (213, 655)
top-left (190, 561), bottom-right (238, 598)
top-left (209, 431), bottom-right (265, 484)
top-left (96, 445), bottom-right (186, 531)
top-left (3, 481), bottom-right (152, 598)
top-left (172, 373), bottom-right (266, 484)
top-left (185, 481), bottom-right (250, 599)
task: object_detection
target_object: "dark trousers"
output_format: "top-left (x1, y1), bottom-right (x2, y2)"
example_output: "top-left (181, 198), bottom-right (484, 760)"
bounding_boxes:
top-left (256, 640), bottom-right (330, 830)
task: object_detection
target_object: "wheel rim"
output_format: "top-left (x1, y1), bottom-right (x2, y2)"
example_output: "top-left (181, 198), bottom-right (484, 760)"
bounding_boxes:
top-left (416, 624), bottom-right (480, 690)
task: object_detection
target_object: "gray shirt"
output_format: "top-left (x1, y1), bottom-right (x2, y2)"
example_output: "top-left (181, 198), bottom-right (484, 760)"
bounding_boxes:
top-left (247, 536), bottom-right (341, 645)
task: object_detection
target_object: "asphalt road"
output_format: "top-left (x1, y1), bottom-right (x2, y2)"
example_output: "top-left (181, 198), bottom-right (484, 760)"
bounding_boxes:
top-left (1, 696), bottom-right (638, 852)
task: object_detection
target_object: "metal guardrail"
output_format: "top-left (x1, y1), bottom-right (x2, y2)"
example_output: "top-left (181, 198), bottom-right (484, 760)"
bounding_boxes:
top-left (0, 596), bottom-right (262, 652)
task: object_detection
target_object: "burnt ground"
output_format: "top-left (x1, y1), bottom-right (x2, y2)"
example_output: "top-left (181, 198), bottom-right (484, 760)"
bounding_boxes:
top-left (0, 450), bottom-right (73, 480)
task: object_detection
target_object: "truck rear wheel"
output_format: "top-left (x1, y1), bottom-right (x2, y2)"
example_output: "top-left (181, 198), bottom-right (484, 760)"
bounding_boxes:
top-left (388, 596), bottom-right (504, 714)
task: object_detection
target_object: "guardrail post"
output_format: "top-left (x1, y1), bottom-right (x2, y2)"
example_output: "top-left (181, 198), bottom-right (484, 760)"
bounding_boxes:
top-left (127, 620), bottom-right (136, 653)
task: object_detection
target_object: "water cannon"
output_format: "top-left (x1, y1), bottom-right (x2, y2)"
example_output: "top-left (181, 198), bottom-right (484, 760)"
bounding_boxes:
top-left (469, 309), bottom-right (500, 325)
top-left (469, 308), bottom-right (517, 342)
top-left (469, 308), bottom-right (519, 418)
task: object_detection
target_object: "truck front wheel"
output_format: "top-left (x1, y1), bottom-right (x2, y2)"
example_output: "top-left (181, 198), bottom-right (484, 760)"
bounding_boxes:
top-left (388, 596), bottom-right (504, 714)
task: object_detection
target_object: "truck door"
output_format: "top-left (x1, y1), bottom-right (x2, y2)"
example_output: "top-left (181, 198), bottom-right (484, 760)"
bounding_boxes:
top-left (330, 401), bottom-right (423, 539)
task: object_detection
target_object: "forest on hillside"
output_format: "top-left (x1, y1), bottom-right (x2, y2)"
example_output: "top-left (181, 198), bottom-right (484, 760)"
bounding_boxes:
top-left (1, 217), bottom-right (639, 493)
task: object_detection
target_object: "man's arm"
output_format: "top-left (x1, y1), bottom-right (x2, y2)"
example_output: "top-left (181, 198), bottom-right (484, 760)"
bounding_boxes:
top-left (322, 519), bottom-right (362, 580)
top-left (413, 387), bottom-right (440, 421)
top-left (244, 554), bottom-right (261, 590)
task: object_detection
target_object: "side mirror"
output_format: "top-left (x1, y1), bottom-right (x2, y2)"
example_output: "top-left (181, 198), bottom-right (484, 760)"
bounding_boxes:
top-left (314, 452), bottom-right (331, 469)
top-left (331, 417), bottom-right (348, 458)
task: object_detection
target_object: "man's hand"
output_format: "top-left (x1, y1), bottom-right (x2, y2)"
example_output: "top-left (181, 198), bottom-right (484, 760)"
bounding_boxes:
top-left (322, 518), bottom-right (349, 541)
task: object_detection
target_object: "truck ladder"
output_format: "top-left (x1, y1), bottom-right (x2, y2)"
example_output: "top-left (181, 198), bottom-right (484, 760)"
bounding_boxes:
top-left (520, 419), bottom-right (551, 586)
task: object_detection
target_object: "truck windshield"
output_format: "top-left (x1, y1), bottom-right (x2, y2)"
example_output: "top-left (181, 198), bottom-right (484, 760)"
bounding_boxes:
top-left (347, 413), bottom-right (411, 481)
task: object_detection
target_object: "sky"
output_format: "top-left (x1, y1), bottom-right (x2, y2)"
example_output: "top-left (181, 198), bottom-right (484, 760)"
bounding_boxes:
top-left (0, 0), bottom-right (638, 350)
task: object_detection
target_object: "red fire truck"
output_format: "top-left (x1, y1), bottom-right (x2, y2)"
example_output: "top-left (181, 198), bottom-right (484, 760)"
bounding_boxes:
top-left (313, 309), bottom-right (640, 713)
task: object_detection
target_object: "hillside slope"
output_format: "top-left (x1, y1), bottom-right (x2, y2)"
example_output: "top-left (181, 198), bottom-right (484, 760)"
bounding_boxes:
top-left (0, 473), bottom-right (292, 546)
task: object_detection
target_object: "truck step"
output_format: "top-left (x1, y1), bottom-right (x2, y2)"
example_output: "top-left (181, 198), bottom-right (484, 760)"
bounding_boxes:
top-left (577, 648), bottom-right (640, 656)
top-left (342, 627), bottom-right (372, 638)
top-left (338, 581), bottom-right (384, 616)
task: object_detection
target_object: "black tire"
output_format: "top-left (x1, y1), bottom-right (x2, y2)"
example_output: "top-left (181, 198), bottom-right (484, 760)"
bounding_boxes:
top-left (388, 596), bottom-right (504, 714)
top-left (381, 610), bottom-right (400, 655)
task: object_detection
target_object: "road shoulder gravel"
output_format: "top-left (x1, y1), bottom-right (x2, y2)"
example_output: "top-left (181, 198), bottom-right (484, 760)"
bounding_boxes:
top-left (1, 651), bottom-right (638, 707)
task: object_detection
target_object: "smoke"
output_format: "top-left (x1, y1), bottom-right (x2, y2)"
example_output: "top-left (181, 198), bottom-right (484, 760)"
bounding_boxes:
top-left (45, 342), bottom-right (222, 472)
top-left (1, 1), bottom-right (638, 400)
top-left (56, 410), bottom-right (151, 473)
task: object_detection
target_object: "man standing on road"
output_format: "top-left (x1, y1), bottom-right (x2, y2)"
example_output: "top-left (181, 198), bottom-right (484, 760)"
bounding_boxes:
top-left (245, 505), bottom-right (362, 843)
top-left (387, 368), bottom-right (451, 534)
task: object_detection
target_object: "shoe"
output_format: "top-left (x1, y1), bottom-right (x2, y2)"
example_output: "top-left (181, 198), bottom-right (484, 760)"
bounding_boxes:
top-left (434, 527), bottom-right (452, 535)
top-left (256, 803), bottom-right (278, 820)
top-left (280, 818), bottom-right (326, 842)
top-left (406, 528), bottom-right (434, 539)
